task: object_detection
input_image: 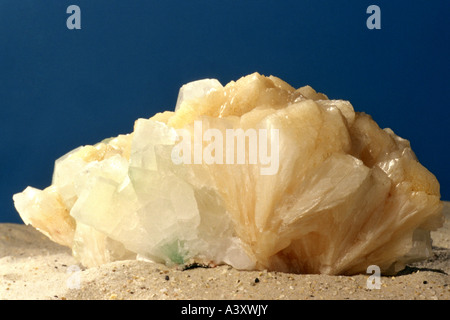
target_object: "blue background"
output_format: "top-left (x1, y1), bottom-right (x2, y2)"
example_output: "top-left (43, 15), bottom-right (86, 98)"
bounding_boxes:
top-left (1, 1), bottom-right (449, 223)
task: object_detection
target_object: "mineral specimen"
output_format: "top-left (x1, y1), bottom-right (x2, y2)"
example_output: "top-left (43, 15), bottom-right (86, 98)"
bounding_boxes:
top-left (13, 73), bottom-right (444, 275)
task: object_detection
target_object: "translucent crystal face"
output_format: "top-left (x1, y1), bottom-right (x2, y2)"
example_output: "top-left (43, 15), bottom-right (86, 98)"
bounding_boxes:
top-left (12, 73), bottom-right (444, 275)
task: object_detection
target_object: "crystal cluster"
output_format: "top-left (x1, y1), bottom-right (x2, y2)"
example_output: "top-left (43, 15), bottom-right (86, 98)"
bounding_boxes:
top-left (13, 73), bottom-right (444, 275)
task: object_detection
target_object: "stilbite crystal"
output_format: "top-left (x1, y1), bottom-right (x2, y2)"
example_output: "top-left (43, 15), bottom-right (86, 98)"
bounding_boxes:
top-left (13, 73), bottom-right (444, 275)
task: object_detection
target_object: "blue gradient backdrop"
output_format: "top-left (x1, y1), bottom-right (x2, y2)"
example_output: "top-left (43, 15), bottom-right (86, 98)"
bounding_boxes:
top-left (1, 1), bottom-right (449, 223)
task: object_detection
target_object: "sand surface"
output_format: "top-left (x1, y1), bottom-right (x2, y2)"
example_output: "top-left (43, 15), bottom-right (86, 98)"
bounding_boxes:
top-left (1, 202), bottom-right (449, 300)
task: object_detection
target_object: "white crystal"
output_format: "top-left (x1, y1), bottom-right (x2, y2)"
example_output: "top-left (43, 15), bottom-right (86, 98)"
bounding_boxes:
top-left (13, 73), bottom-right (444, 275)
top-left (175, 78), bottom-right (223, 112)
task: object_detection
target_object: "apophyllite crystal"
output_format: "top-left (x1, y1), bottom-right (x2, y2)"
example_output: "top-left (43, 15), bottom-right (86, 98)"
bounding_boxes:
top-left (13, 73), bottom-right (444, 275)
